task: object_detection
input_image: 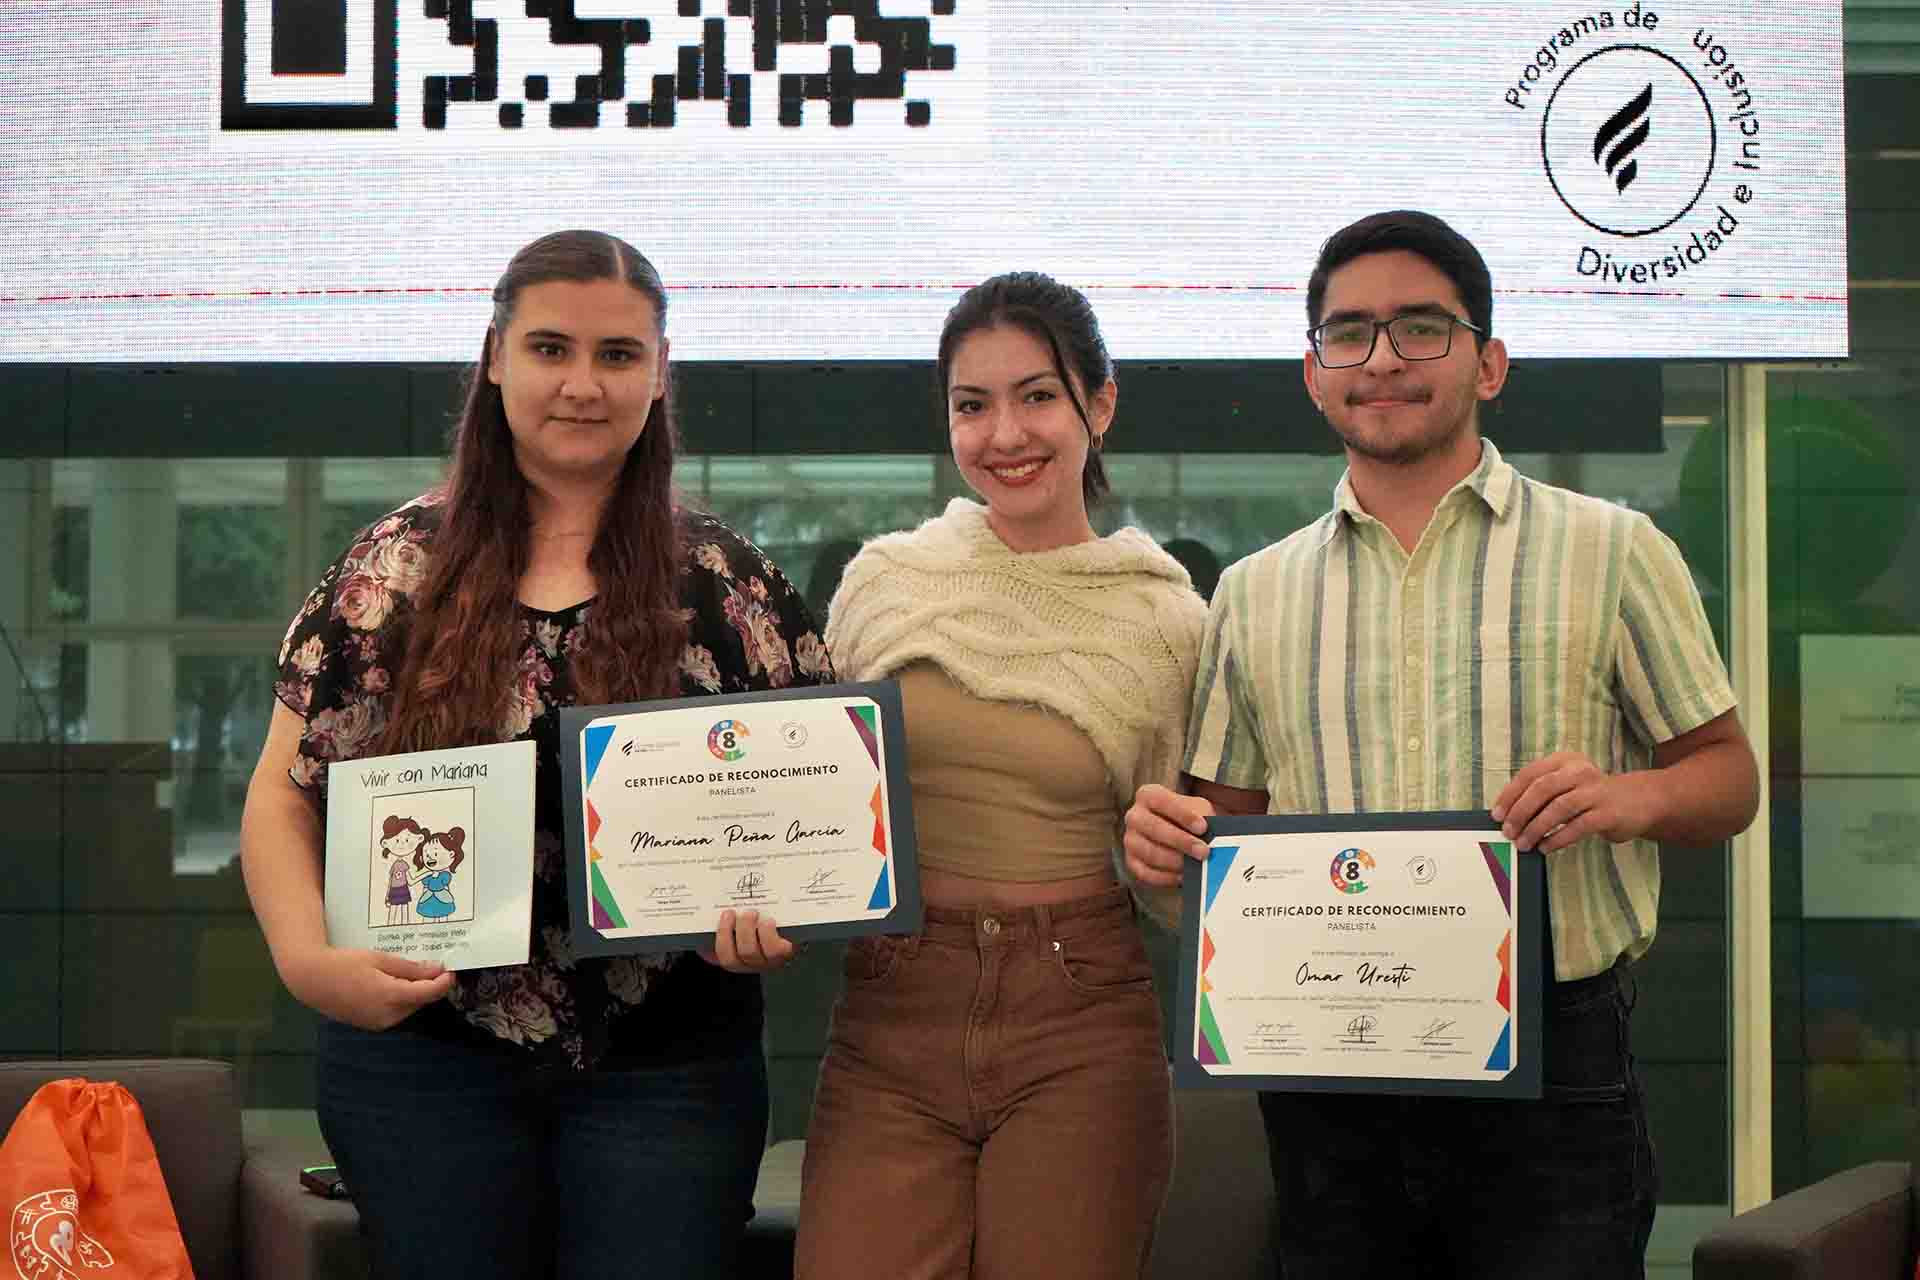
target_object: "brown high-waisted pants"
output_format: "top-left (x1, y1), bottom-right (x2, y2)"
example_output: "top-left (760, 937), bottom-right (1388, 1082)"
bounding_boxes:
top-left (796, 886), bottom-right (1174, 1280)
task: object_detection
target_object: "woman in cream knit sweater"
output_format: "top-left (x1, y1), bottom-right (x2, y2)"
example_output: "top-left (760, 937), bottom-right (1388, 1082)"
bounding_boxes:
top-left (795, 273), bottom-right (1208, 1279)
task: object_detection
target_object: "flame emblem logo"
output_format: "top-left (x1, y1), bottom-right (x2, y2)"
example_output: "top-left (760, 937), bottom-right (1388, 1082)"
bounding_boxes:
top-left (1593, 84), bottom-right (1652, 192)
top-left (1543, 46), bottom-right (1715, 238)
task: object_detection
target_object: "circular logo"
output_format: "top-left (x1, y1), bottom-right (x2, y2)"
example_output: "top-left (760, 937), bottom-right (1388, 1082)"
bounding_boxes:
top-left (706, 718), bottom-right (749, 762)
top-left (9, 1190), bottom-right (114, 1276)
top-left (780, 720), bottom-right (808, 748)
top-left (1330, 848), bottom-right (1376, 895)
top-left (1542, 44), bottom-right (1716, 238)
top-left (1407, 855), bottom-right (1437, 885)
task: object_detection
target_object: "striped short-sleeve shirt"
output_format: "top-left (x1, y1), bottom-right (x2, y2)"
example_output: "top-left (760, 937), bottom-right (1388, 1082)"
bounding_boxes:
top-left (1184, 440), bottom-right (1737, 980)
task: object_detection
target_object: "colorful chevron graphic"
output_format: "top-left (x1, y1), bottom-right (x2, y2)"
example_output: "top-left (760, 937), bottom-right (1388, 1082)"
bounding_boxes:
top-left (1479, 840), bottom-right (1516, 1072)
top-left (1479, 840), bottom-right (1513, 915)
top-left (1203, 845), bottom-right (1240, 917)
top-left (1197, 995), bottom-right (1230, 1066)
top-left (583, 723), bottom-right (616, 787)
top-left (845, 704), bottom-right (880, 769)
top-left (589, 859), bottom-right (628, 930)
top-left (582, 794), bottom-right (630, 929)
top-left (1195, 845), bottom-right (1238, 1066)
top-left (1196, 927), bottom-right (1230, 1065)
top-left (866, 782), bottom-right (892, 908)
top-left (1494, 928), bottom-right (1512, 1012)
top-left (1484, 926), bottom-right (1514, 1069)
top-left (1485, 1020), bottom-right (1513, 1072)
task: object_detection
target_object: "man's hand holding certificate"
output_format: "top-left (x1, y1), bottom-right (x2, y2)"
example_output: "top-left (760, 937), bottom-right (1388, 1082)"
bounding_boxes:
top-left (560, 681), bottom-right (922, 956)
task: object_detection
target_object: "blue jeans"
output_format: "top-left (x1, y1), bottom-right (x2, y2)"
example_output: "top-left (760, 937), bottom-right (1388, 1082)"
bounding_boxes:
top-left (317, 1020), bottom-right (768, 1280)
top-left (1257, 964), bottom-right (1657, 1279)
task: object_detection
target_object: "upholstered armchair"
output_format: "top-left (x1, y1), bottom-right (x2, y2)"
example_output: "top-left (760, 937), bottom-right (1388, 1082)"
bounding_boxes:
top-left (1694, 1140), bottom-right (1917, 1279)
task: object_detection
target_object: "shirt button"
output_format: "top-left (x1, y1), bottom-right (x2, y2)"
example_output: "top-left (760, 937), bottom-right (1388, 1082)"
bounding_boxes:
top-left (981, 917), bottom-right (1001, 936)
top-left (1406, 736), bottom-right (1421, 752)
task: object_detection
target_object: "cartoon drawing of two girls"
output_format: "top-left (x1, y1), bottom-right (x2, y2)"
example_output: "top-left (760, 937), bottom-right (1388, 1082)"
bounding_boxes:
top-left (378, 816), bottom-right (468, 924)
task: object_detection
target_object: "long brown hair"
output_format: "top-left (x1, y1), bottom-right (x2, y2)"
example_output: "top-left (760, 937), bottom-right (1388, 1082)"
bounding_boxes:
top-left (380, 231), bottom-right (688, 753)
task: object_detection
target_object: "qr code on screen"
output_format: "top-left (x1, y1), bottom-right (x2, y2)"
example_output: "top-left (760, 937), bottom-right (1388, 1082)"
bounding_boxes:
top-left (221, 0), bottom-right (961, 131)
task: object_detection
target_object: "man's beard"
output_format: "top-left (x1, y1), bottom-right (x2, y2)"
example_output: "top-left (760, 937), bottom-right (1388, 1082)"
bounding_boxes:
top-left (1325, 387), bottom-right (1476, 465)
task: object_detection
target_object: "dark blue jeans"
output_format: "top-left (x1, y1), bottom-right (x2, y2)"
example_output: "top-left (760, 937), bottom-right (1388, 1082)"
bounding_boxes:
top-left (317, 1020), bottom-right (768, 1280)
top-left (1257, 964), bottom-right (1657, 1280)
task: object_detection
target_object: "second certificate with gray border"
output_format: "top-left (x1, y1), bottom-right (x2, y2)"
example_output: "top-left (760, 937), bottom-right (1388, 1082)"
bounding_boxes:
top-left (559, 681), bottom-right (921, 957)
top-left (1174, 812), bottom-right (1544, 1099)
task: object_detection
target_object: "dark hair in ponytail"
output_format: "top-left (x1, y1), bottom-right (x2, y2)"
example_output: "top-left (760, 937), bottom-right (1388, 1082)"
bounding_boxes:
top-left (936, 271), bottom-right (1114, 506)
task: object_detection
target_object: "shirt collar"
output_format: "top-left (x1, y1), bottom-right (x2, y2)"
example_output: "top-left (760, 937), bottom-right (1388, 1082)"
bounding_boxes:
top-left (1321, 437), bottom-right (1516, 548)
top-left (1468, 438), bottom-right (1517, 518)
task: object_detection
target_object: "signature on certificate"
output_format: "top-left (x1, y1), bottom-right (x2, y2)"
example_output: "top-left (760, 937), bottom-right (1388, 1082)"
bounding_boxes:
top-left (1341, 1014), bottom-right (1379, 1045)
top-left (647, 883), bottom-right (689, 900)
top-left (1414, 1018), bottom-right (1459, 1046)
top-left (734, 871), bottom-right (767, 900)
top-left (805, 868), bottom-right (840, 891)
top-left (1251, 1022), bottom-right (1296, 1040)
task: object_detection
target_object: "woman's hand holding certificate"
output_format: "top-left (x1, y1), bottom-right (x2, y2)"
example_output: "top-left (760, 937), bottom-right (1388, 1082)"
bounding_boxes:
top-left (699, 908), bottom-right (798, 974)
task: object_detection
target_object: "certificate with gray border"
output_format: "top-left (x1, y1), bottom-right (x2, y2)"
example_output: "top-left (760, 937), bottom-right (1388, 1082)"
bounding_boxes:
top-left (1174, 812), bottom-right (1544, 1099)
top-left (559, 681), bottom-right (921, 956)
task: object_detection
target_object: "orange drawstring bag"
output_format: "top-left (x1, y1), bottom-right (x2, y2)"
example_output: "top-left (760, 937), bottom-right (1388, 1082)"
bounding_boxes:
top-left (0, 1078), bottom-right (196, 1280)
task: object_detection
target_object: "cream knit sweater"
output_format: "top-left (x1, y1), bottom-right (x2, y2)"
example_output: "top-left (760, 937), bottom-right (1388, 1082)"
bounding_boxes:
top-left (826, 498), bottom-right (1208, 922)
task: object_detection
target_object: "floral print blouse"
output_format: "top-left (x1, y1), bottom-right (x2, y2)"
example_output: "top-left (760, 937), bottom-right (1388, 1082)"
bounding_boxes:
top-left (276, 495), bottom-right (833, 1069)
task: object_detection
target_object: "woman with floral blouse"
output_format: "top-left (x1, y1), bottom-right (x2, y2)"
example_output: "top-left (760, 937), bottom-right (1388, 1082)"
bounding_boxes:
top-left (239, 230), bottom-right (831, 1280)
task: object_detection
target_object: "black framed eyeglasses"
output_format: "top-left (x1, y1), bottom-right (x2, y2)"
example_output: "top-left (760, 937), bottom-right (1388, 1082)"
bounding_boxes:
top-left (1308, 313), bottom-right (1483, 369)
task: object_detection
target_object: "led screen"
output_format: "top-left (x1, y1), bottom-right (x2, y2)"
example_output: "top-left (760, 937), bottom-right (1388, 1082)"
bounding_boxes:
top-left (0, 2), bottom-right (1847, 360)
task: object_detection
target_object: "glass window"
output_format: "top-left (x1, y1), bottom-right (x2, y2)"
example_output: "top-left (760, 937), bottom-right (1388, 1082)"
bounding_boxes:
top-left (174, 653), bottom-right (277, 876)
top-left (320, 459), bottom-right (443, 563)
top-left (1765, 357), bottom-right (1920, 1196)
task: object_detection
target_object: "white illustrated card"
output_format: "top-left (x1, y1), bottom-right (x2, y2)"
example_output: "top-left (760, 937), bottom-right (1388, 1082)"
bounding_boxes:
top-left (323, 740), bottom-right (536, 970)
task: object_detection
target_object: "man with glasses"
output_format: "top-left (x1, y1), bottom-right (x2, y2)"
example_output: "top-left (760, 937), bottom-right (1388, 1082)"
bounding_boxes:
top-left (1123, 210), bottom-right (1758, 1277)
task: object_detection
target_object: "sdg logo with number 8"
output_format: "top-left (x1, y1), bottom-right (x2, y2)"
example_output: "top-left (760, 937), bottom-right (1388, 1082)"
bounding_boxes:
top-left (707, 719), bottom-right (749, 763)
top-left (1329, 848), bottom-right (1376, 896)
